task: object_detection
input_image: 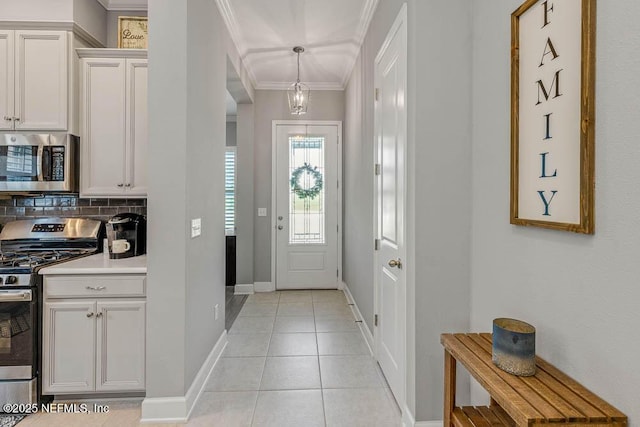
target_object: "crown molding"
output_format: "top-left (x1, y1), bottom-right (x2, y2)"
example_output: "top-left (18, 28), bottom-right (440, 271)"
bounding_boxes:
top-left (98, 0), bottom-right (148, 11)
top-left (256, 81), bottom-right (345, 91)
top-left (214, 0), bottom-right (258, 89)
top-left (0, 21), bottom-right (104, 47)
top-left (215, 0), bottom-right (379, 90)
top-left (341, 0), bottom-right (380, 87)
top-left (77, 48), bottom-right (147, 59)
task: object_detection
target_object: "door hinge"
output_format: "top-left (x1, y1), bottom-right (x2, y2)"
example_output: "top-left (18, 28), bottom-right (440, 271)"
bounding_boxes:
top-left (374, 314), bottom-right (379, 327)
top-left (375, 88), bottom-right (380, 102)
top-left (374, 239), bottom-right (380, 251)
top-left (375, 163), bottom-right (381, 176)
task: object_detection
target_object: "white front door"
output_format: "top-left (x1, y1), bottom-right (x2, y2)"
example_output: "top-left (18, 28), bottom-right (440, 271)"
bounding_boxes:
top-left (274, 123), bottom-right (340, 289)
top-left (374, 7), bottom-right (407, 406)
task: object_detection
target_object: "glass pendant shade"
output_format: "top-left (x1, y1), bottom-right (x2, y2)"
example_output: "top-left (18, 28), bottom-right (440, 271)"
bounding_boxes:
top-left (288, 81), bottom-right (310, 115)
top-left (288, 46), bottom-right (310, 115)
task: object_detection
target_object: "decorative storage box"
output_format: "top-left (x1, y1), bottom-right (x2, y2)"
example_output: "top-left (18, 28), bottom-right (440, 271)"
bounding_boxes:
top-left (492, 318), bottom-right (536, 376)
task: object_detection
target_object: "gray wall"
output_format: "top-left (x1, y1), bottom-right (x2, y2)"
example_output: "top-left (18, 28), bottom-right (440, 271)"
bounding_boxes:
top-left (236, 104), bottom-right (255, 285)
top-left (106, 10), bottom-right (148, 48)
top-left (74, 0), bottom-right (107, 46)
top-left (470, 1), bottom-right (640, 424)
top-left (146, 0), bottom-right (226, 400)
top-left (0, 0), bottom-right (73, 21)
top-left (253, 89), bottom-right (345, 283)
top-left (343, 0), bottom-right (404, 341)
top-left (345, 0), bottom-right (473, 421)
top-left (225, 122), bottom-right (237, 147)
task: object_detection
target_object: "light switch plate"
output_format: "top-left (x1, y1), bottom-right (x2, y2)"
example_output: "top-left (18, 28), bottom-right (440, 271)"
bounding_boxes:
top-left (258, 208), bottom-right (267, 217)
top-left (191, 218), bottom-right (202, 238)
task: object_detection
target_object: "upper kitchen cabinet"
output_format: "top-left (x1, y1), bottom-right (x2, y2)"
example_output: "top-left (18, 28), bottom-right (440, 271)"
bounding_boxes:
top-left (0, 30), bottom-right (69, 131)
top-left (78, 49), bottom-right (147, 198)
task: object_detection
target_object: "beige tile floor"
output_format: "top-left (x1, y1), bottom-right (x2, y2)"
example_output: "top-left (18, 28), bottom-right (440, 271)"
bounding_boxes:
top-left (16, 290), bottom-right (402, 427)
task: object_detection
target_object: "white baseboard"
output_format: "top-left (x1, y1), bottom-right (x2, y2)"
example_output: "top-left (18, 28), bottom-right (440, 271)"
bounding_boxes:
top-left (140, 331), bottom-right (228, 423)
top-left (234, 284), bottom-right (254, 295)
top-left (342, 281), bottom-right (374, 355)
top-left (402, 404), bottom-right (416, 427)
top-left (254, 281), bottom-right (275, 292)
top-left (415, 422), bottom-right (443, 427)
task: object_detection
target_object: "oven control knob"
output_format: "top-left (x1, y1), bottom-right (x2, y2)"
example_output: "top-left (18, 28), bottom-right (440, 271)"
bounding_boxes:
top-left (5, 276), bottom-right (17, 285)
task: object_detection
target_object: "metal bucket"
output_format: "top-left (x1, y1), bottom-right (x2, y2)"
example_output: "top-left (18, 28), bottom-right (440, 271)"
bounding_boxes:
top-left (492, 318), bottom-right (536, 376)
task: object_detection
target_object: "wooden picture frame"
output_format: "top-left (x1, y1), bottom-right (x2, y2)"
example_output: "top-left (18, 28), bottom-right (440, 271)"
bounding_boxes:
top-left (118, 16), bottom-right (148, 49)
top-left (510, 0), bottom-right (596, 234)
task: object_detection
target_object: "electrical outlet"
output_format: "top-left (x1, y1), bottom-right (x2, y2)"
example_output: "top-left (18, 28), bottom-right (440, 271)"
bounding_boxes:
top-left (258, 208), bottom-right (267, 217)
top-left (191, 218), bottom-right (202, 238)
top-left (214, 304), bottom-right (220, 320)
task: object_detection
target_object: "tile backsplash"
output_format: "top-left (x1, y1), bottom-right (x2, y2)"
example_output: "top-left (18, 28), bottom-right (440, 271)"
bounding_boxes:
top-left (0, 195), bottom-right (146, 225)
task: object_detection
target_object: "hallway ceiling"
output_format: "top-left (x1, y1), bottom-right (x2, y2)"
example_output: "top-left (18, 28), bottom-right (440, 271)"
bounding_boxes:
top-left (215, 0), bottom-right (380, 90)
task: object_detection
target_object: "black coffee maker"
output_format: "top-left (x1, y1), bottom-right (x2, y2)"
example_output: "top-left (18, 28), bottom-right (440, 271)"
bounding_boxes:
top-left (106, 213), bottom-right (146, 259)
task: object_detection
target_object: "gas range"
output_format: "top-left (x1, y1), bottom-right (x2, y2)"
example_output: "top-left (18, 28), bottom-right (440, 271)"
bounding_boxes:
top-left (0, 218), bottom-right (103, 410)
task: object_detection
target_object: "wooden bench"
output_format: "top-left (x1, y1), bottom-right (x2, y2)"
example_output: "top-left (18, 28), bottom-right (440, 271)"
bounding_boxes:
top-left (441, 333), bottom-right (627, 426)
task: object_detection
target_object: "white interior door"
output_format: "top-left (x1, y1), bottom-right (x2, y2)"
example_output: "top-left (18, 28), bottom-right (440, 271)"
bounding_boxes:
top-left (275, 123), bottom-right (340, 289)
top-left (374, 7), bottom-right (407, 407)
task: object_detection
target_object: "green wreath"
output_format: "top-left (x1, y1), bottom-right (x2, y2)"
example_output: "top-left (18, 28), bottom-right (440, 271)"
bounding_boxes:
top-left (290, 163), bottom-right (323, 200)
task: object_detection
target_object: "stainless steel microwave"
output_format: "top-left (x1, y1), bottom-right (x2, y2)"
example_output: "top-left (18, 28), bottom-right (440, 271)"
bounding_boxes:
top-left (0, 134), bottom-right (79, 193)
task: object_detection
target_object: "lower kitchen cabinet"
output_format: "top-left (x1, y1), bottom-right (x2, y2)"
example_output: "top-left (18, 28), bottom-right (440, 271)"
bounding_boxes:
top-left (42, 275), bottom-right (146, 395)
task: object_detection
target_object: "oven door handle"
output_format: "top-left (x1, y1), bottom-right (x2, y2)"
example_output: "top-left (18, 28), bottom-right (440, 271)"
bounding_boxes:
top-left (0, 290), bottom-right (33, 302)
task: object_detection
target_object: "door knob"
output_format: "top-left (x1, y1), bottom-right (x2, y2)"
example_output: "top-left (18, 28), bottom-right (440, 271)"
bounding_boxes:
top-left (388, 259), bottom-right (402, 269)
top-left (278, 225), bottom-right (284, 230)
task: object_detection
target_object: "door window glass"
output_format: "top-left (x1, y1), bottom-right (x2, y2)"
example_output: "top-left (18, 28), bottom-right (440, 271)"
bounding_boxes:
top-left (289, 136), bottom-right (325, 244)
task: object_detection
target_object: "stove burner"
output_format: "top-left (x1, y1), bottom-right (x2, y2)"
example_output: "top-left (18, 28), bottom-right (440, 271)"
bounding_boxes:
top-left (0, 250), bottom-right (93, 269)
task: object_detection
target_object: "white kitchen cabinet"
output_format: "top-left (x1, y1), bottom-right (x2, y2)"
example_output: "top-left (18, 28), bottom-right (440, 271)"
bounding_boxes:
top-left (43, 275), bottom-right (146, 395)
top-left (0, 30), bottom-right (68, 131)
top-left (96, 301), bottom-right (146, 391)
top-left (79, 49), bottom-right (147, 197)
top-left (42, 301), bottom-right (96, 394)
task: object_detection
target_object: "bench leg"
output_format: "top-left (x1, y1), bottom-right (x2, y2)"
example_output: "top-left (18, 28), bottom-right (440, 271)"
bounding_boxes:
top-left (444, 349), bottom-right (456, 427)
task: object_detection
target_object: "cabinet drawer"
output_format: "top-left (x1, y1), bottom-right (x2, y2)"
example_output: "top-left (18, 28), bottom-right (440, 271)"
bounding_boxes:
top-left (45, 275), bottom-right (146, 298)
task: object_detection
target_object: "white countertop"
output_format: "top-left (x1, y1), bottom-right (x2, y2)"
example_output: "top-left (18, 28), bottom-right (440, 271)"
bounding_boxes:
top-left (39, 253), bottom-right (147, 275)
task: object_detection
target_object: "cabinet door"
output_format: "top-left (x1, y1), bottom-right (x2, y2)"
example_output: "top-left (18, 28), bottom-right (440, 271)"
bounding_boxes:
top-left (125, 59), bottom-right (148, 196)
top-left (43, 301), bottom-right (96, 394)
top-left (0, 31), bottom-right (14, 130)
top-left (14, 30), bottom-right (68, 130)
top-left (96, 300), bottom-right (146, 391)
top-left (80, 58), bottom-right (127, 197)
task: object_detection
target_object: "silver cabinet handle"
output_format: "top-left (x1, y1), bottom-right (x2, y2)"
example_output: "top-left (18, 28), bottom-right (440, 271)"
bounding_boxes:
top-left (388, 259), bottom-right (402, 269)
top-left (277, 225), bottom-right (284, 230)
top-left (13, 117), bottom-right (20, 122)
top-left (117, 183), bottom-right (124, 187)
top-left (86, 286), bottom-right (106, 291)
top-left (125, 183), bottom-right (131, 187)
top-left (3, 116), bottom-right (11, 121)
top-left (96, 312), bottom-right (103, 318)
top-left (86, 312), bottom-right (94, 318)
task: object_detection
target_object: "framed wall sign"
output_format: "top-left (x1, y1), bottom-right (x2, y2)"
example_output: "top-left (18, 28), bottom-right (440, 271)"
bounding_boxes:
top-left (510, 0), bottom-right (596, 234)
top-left (118, 16), bottom-right (148, 49)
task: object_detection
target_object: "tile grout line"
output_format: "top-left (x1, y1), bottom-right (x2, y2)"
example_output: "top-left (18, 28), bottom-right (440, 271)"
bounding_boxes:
top-left (313, 293), bottom-right (329, 427)
top-left (248, 292), bottom-right (279, 426)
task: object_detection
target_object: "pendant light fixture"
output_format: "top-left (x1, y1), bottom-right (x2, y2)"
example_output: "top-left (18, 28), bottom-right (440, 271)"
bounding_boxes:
top-left (288, 46), bottom-right (310, 115)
